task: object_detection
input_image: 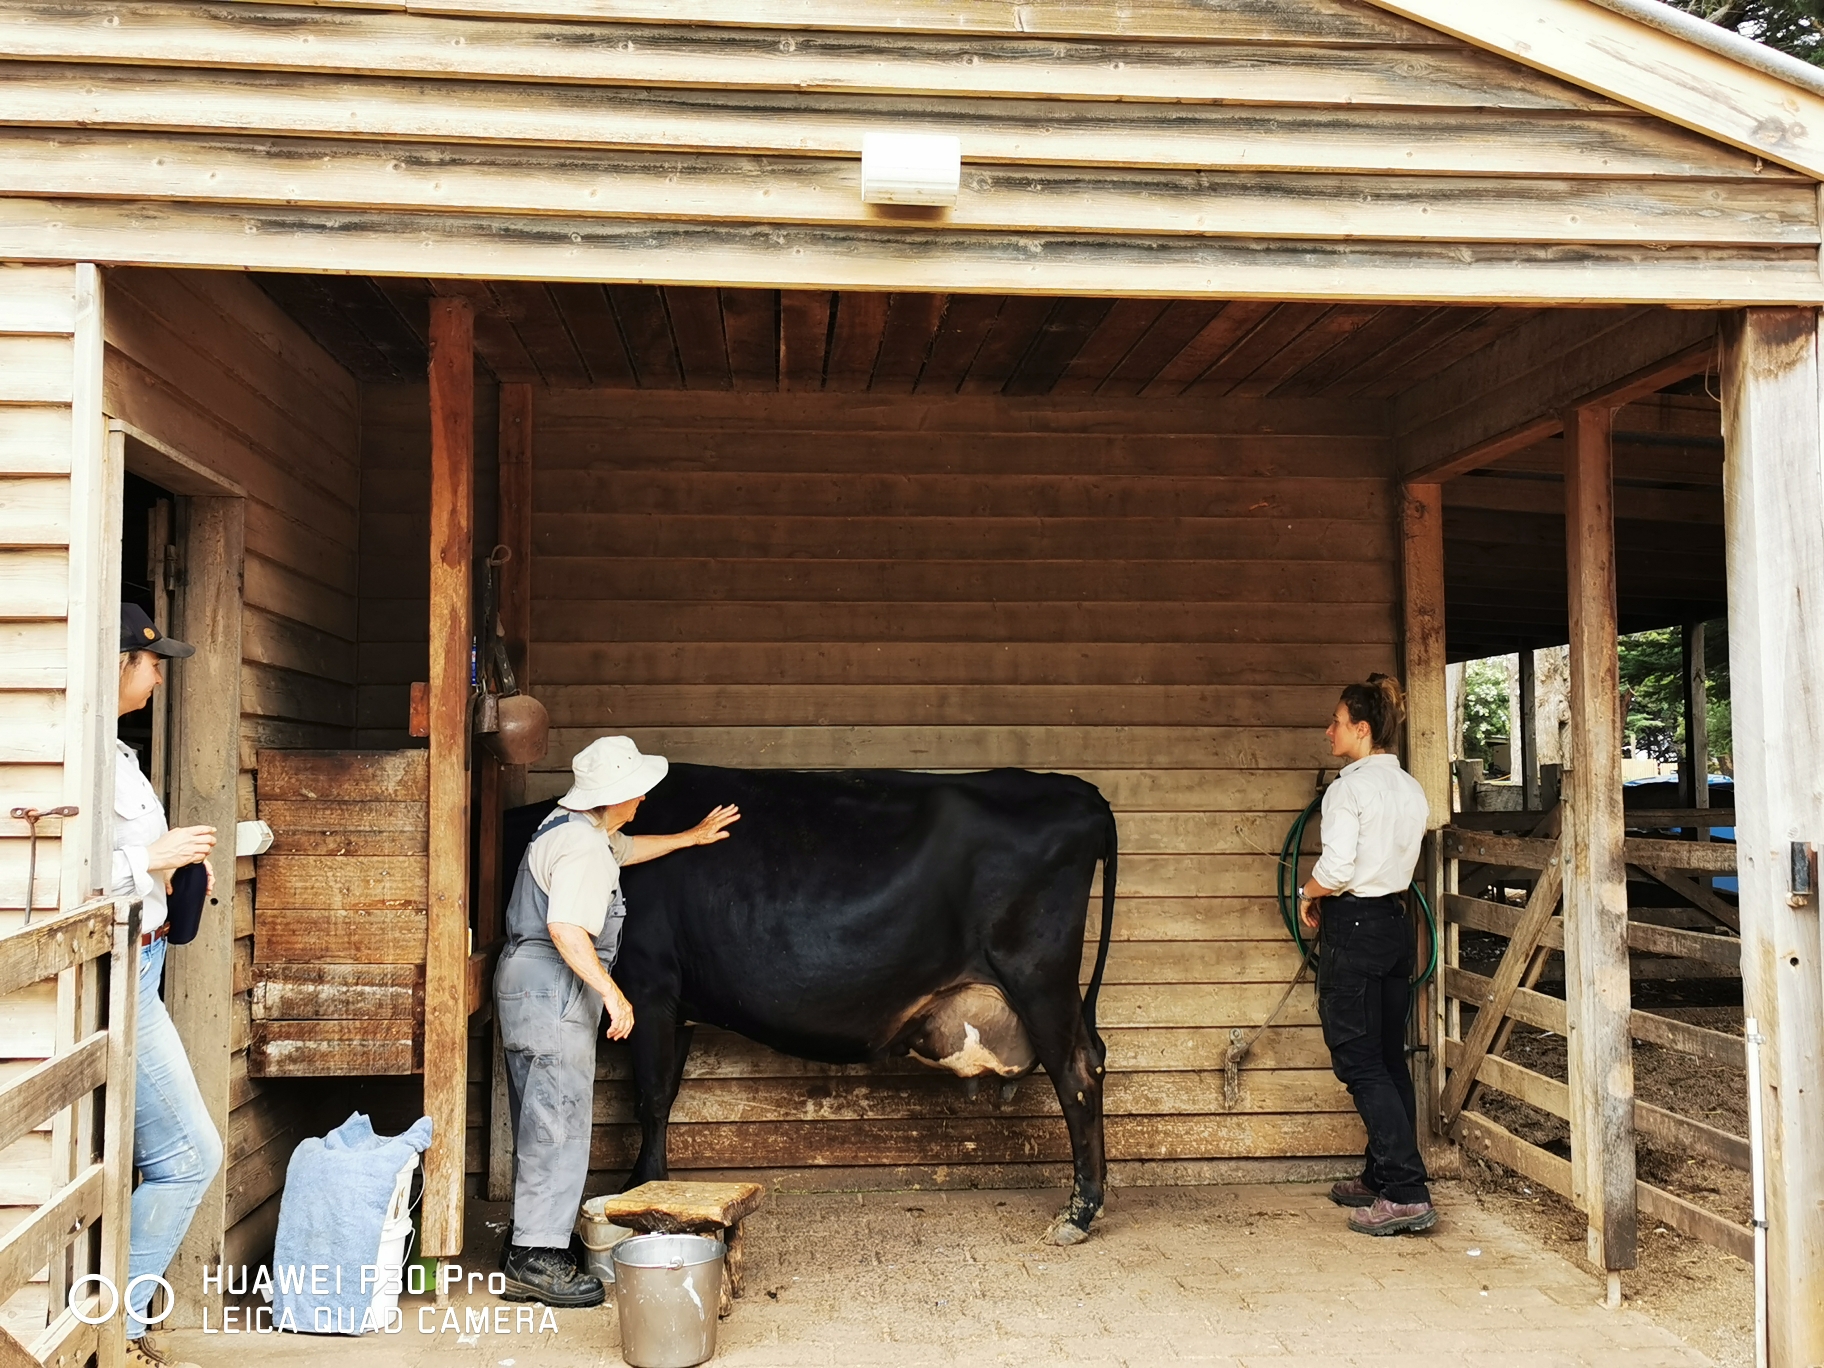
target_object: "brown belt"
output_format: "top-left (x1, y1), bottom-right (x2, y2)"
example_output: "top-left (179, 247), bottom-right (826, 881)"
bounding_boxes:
top-left (140, 923), bottom-right (169, 948)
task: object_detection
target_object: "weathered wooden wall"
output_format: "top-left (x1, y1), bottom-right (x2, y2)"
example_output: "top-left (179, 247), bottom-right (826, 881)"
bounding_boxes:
top-left (0, 2), bottom-right (1821, 302)
top-left (100, 268), bottom-right (362, 1269)
top-left (0, 263), bottom-right (107, 1323)
top-left (356, 386), bottom-right (1396, 1181)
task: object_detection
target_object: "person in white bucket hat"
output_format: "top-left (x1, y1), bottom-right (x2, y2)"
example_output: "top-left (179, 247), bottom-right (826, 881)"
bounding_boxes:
top-left (494, 735), bottom-right (737, 1307)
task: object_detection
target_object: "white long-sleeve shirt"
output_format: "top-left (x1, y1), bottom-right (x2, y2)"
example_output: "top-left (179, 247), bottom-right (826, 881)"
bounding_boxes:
top-left (1310, 753), bottom-right (1428, 898)
top-left (109, 740), bottom-right (168, 935)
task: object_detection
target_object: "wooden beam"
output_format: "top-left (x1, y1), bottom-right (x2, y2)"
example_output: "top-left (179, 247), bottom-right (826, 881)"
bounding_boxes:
top-left (59, 266), bottom-right (115, 907)
top-left (423, 295), bottom-right (474, 1260)
top-left (1560, 402), bottom-right (1637, 1274)
top-left (1395, 309), bottom-right (1718, 481)
top-left (162, 494), bottom-right (244, 1327)
top-left (498, 382), bottom-right (533, 809)
top-left (1401, 484), bottom-right (1450, 830)
top-left (1681, 621), bottom-right (1709, 812)
top-left (1400, 480), bottom-right (1452, 1172)
top-left (1519, 647), bottom-right (1539, 811)
top-left (1361, 0), bottom-right (1824, 180)
top-left (2, 201), bottom-right (1819, 308)
top-left (1719, 306), bottom-right (1824, 1366)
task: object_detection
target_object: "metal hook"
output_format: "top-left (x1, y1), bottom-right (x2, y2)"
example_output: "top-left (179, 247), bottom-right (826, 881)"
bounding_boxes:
top-left (11, 805), bottom-right (79, 924)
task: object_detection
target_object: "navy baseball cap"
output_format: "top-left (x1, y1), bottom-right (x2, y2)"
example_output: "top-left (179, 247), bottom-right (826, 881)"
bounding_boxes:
top-left (120, 602), bottom-right (195, 658)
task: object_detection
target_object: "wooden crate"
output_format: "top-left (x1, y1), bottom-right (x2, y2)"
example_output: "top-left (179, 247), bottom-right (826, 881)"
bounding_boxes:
top-left (251, 750), bottom-right (429, 1076)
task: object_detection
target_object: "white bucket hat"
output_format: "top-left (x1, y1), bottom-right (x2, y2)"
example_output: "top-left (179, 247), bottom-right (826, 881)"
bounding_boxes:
top-left (560, 736), bottom-right (669, 810)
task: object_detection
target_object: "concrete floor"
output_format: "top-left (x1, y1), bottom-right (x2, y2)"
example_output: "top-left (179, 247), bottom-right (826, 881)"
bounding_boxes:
top-left (145, 1180), bottom-right (1724, 1367)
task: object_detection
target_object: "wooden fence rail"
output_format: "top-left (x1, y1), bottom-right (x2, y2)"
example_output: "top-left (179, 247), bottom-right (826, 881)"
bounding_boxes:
top-left (0, 897), bottom-right (139, 1368)
top-left (1436, 823), bottom-right (1754, 1265)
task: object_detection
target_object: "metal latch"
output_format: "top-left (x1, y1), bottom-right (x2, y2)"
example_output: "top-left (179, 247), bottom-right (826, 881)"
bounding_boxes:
top-left (1791, 842), bottom-right (1817, 907)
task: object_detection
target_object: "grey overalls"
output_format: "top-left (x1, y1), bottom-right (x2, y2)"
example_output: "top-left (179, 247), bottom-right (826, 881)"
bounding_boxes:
top-left (494, 808), bottom-right (627, 1249)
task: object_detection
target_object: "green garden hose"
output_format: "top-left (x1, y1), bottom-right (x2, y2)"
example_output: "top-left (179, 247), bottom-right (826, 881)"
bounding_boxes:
top-left (1275, 793), bottom-right (1438, 990)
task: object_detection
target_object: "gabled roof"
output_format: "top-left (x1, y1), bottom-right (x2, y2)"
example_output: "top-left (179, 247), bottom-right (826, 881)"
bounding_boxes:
top-left (1369, 0), bottom-right (1824, 179)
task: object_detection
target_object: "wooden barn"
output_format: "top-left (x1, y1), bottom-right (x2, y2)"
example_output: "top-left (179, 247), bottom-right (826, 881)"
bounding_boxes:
top-left (1, 0), bottom-right (1822, 1363)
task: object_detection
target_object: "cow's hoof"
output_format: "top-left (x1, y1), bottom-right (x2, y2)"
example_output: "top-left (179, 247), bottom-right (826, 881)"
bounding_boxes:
top-left (1045, 1217), bottom-right (1092, 1247)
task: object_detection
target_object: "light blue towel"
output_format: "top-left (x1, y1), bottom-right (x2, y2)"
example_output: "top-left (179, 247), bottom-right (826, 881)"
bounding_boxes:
top-left (271, 1112), bottom-right (434, 1334)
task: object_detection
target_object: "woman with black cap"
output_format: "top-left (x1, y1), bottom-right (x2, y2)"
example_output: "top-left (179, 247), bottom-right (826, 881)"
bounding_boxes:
top-left (112, 603), bottom-right (224, 1368)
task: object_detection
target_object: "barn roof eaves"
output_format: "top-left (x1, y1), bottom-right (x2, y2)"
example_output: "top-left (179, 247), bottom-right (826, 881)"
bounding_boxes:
top-left (1365, 0), bottom-right (1824, 181)
top-left (1588, 0), bottom-right (1824, 101)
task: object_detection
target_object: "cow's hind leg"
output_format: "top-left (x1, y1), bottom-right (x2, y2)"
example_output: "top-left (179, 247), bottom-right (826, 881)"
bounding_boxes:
top-left (1000, 975), bottom-right (1106, 1245)
top-left (626, 1007), bottom-right (691, 1189)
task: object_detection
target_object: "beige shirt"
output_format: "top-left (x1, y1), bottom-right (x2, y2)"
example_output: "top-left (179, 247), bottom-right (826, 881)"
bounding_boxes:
top-left (529, 810), bottom-right (632, 936)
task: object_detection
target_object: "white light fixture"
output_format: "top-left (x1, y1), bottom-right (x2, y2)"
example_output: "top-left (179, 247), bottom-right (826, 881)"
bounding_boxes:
top-left (860, 133), bottom-right (961, 208)
top-left (236, 819), bottom-right (274, 858)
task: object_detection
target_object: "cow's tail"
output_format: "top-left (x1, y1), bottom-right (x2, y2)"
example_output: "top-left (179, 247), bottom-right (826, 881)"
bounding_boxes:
top-left (1081, 806), bottom-right (1118, 1045)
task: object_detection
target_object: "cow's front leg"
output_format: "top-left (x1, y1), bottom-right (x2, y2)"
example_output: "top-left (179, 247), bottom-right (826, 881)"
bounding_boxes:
top-left (626, 1004), bottom-right (691, 1188)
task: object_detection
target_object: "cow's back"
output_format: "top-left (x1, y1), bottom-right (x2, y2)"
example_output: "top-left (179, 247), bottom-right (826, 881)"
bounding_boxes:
top-left (614, 764), bottom-right (1111, 1060)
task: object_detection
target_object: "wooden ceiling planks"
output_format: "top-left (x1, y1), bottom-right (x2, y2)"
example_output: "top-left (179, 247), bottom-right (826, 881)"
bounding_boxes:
top-left (254, 274), bottom-right (1553, 401)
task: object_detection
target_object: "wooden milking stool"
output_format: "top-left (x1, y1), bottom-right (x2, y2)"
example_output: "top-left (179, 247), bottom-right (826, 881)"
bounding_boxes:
top-left (594, 1182), bottom-right (765, 1318)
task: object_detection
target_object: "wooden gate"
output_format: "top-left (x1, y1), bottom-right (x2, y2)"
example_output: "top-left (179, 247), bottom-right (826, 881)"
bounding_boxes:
top-left (1436, 811), bottom-right (1754, 1264)
top-left (0, 897), bottom-right (139, 1368)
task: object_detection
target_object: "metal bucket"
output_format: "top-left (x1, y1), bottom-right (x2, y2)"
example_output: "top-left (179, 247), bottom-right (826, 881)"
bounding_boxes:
top-left (611, 1233), bottom-right (725, 1368)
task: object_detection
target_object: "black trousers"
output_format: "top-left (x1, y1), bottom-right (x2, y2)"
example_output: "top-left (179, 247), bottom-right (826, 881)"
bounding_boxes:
top-left (1316, 894), bottom-right (1431, 1205)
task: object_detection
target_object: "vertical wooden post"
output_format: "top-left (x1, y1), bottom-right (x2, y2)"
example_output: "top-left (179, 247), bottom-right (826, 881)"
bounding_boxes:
top-left (497, 383), bottom-right (534, 811)
top-left (1400, 482), bottom-right (1453, 1167)
top-left (163, 495), bottom-right (245, 1325)
top-left (1720, 308), bottom-right (1824, 1368)
top-left (1681, 622), bottom-right (1709, 813)
top-left (1401, 484), bottom-right (1450, 830)
top-left (62, 266), bottom-right (118, 906)
top-left (424, 297), bottom-right (474, 1260)
top-left (1560, 403), bottom-right (1637, 1278)
top-left (1519, 647), bottom-right (1539, 811)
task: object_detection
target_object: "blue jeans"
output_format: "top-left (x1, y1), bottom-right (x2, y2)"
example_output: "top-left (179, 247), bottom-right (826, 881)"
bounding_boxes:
top-left (127, 938), bottom-right (223, 1338)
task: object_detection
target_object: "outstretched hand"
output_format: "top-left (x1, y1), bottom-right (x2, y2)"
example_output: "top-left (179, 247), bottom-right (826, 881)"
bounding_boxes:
top-left (686, 805), bottom-right (740, 845)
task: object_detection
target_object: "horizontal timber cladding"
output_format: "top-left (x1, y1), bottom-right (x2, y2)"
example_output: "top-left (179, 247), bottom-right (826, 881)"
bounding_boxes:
top-left (433, 387), bottom-right (1385, 1173)
top-left (3, 5), bottom-right (1824, 303)
top-left (5, 132), bottom-right (1814, 248)
top-left (0, 63), bottom-right (1788, 180)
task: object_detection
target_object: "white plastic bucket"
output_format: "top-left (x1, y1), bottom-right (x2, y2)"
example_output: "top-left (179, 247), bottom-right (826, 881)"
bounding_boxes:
top-left (577, 1197), bottom-right (634, 1283)
top-left (363, 1154), bottom-right (420, 1327)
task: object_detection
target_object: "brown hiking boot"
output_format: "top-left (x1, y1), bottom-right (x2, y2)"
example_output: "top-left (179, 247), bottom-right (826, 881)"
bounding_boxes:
top-left (1348, 1197), bottom-right (1439, 1236)
top-left (1327, 1177), bottom-right (1378, 1208)
top-left (127, 1336), bottom-right (199, 1368)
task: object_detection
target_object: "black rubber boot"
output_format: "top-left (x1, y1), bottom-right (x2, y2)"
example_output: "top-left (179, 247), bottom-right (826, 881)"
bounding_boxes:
top-left (499, 1245), bottom-right (605, 1308)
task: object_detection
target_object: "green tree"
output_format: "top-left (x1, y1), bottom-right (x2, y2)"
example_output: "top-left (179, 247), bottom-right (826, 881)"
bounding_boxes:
top-left (1615, 621), bottom-right (1733, 766)
top-left (1461, 658), bottom-right (1511, 766)
top-left (1669, 1), bottom-right (1824, 65)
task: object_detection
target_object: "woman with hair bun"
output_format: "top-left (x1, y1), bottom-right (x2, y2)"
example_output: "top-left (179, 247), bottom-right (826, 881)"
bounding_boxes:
top-left (1296, 673), bottom-right (1436, 1235)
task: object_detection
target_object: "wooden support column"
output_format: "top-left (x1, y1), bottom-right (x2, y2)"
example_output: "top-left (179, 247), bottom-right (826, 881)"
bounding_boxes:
top-left (1681, 622), bottom-right (1710, 813)
top-left (163, 495), bottom-right (244, 1325)
top-left (486, 381), bottom-right (533, 1204)
top-left (1519, 647), bottom-right (1539, 811)
top-left (1400, 482), bottom-right (1453, 1169)
top-left (498, 383), bottom-right (534, 811)
top-left (1560, 403), bottom-right (1637, 1278)
top-left (423, 297), bottom-right (474, 1259)
top-left (1720, 308), bottom-right (1824, 1368)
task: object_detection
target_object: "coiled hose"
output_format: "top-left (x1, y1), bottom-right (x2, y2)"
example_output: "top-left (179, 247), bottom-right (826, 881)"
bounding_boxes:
top-left (1275, 793), bottom-right (1438, 990)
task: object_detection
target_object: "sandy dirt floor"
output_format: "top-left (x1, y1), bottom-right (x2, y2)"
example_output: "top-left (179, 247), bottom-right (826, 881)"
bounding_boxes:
top-left (142, 1181), bottom-right (1737, 1367)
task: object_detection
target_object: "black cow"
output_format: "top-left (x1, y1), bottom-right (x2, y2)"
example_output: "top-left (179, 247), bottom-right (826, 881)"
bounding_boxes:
top-left (543, 762), bottom-right (1118, 1245)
